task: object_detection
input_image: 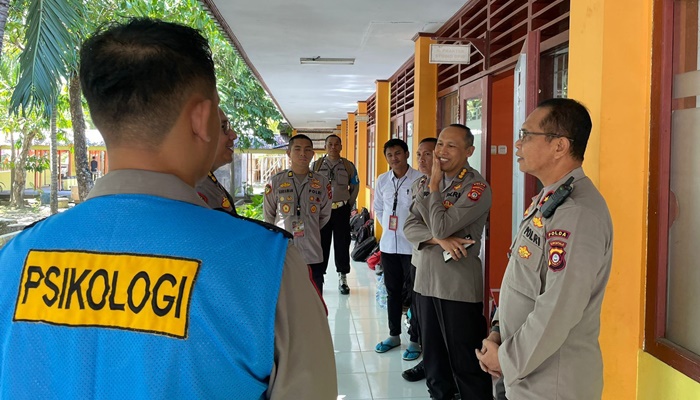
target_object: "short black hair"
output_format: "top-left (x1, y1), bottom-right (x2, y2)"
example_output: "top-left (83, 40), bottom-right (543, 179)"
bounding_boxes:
top-left (447, 123), bottom-right (474, 147)
top-left (80, 18), bottom-right (216, 147)
top-left (383, 138), bottom-right (408, 154)
top-left (419, 137), bottom-right (437, 146)
top-left (288, 134), bottom-right (313, 148)
top-left (325, 134), bottom-right (342, 144)
top-left (537, 98), bottom-right (592, 161)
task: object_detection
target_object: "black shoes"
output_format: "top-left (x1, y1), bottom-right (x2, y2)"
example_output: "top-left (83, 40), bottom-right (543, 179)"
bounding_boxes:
top-left (338, 273), bottom-right (350, 295)
top-left (401, 360), bottom-right (425, 382)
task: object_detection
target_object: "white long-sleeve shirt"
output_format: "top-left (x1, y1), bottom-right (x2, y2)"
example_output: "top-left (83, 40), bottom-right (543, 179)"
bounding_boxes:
top-left (374, 167), bottom-right (423, 255)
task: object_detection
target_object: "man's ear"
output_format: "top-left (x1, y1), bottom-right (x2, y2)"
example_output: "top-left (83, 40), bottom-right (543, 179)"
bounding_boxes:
top-left (190, 98), bottom-right (213, 143)
top-left (554, 137), bottom-right (570, 159)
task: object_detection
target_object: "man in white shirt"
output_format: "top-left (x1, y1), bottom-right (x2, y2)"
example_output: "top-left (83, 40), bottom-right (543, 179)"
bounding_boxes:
top-left (373, 138), bottom-right (423, 357)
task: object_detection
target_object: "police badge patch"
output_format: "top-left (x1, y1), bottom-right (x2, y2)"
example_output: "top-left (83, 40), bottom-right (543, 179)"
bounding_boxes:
top-left (265, 184), bottom-right (272, 195)
top-left (467, 182), bottom-right (486, 201)
top-left (548, 245), bottom-right (566, 272)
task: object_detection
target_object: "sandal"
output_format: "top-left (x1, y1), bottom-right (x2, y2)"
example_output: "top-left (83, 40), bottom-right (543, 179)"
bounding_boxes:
top-left (375, 340), bottom-right (400, 353)
top-left (402, 348), bottom-right (422, 361)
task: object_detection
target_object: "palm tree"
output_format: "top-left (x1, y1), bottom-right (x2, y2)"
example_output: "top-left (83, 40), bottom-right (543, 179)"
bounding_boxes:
top-left (0, 0), bottom-right (11, 56)
top-left (10, 0), bottom-right (83, 213)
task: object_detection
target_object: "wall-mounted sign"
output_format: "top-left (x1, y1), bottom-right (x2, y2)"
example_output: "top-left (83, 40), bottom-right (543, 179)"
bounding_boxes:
top-left (355, 114), bottom-right (369, 123)
top-left (429, 44), bottom-right (472, 64)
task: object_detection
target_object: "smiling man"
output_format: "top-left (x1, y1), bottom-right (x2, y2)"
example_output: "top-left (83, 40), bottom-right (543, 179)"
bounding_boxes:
top-left (404, 124), bottom-right (492, 399)
top-left (195, 107), bottom-right (238, 215)
top-left (264, 134), bottom-right (332, 294)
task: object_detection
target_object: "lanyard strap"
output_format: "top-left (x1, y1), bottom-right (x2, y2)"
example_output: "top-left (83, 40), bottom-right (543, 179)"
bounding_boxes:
top-left (323, 156), bottom-right (342, 182)
top-left (392, 175), bottom-right (408, 215)
top-left (290, 172), bottom-right (309, 217)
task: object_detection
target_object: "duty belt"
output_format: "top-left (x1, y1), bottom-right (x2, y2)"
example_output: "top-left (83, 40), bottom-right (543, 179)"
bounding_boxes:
top-left (331, 201), bottom-right (347, 209)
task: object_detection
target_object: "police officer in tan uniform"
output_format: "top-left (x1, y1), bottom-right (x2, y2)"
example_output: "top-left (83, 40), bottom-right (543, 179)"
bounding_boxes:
top-left (311, 134), bottom-right (359, 295)
top-left (264, 134), bottom-right (332, 293)
top-left (402, 137), bottom-right (437, 380)
top-left (476, 98), bottom-right (613, 400)
top-left (195, 107), bottom-right (238, 215)
top-left (404, 124), bottom-right (492, 400)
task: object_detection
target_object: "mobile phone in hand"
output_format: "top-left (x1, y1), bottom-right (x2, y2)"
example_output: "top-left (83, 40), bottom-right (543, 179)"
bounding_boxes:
top-left (443, 235), bottom-right (474, 263)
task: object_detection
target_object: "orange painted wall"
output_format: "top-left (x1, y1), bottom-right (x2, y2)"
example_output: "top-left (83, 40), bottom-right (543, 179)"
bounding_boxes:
top-left (488, 71), bottom-right (514, 301)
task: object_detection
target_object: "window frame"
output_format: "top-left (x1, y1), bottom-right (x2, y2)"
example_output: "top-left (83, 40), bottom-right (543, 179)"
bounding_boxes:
top-left (645, 0), bottom-right (700, 382)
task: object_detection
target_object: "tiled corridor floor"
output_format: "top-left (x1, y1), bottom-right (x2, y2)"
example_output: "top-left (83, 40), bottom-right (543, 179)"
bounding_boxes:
top-left (323, 256), bottom-right (430, 400)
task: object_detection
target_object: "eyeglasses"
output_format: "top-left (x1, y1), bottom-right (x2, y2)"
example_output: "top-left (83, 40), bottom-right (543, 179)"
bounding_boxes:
top-left (517, 129), bottom-right (573, 143)
top-left (221, 119), bottom-right (231, 133)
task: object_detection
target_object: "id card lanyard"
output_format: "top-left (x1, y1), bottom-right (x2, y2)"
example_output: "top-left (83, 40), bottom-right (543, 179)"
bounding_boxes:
top-left (290, 171), bottom-right (309, 237)
top-left (324, 157), bottom-right (341, 198)
top-left (389, 175), bottom-right (407, 231)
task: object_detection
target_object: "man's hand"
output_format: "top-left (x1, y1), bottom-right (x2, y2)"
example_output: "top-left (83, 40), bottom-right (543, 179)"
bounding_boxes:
top-left (428, 156), bottom-right (442, 192)
top-left (435, 236), bottom-right (475, 261)
top-left (475, 338), bottom-right (502, 378)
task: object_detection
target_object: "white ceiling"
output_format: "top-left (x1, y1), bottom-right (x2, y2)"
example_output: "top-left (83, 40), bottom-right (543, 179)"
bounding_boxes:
top-left (208, 0), bottom-right (466, 131)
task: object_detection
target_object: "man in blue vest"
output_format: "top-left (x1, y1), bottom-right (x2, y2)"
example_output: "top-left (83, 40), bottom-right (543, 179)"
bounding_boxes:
top-left (0, 18), bottom-right (336, 399)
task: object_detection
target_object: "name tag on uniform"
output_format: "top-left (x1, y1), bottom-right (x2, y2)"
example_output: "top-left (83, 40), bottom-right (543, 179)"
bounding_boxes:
top-left (292, 220), bottom-right (305, 237)
top-left (389, 215), bottom-right (398, 231)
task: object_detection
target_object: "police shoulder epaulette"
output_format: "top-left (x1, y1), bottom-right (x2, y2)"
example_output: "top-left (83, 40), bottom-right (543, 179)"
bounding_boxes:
top-left (233, 214), bottom-right (293, 239)
top-left (23, 217), bottom-right (48, 230)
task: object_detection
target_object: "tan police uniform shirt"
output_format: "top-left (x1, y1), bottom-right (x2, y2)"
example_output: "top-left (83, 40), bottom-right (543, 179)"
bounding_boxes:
top-left (88, 170), bottom-right (337, 400)
top-left (408, 175), bottom-right (427, 263)
top-left (195, 171), bottom-right (236, 214)
top-left (312, 156), bottom-right (359, 205)
top-left (495, 167), bottom-right (613, 400)
top-left (263, 170), bottom-right (332, 265)
top-left (404, 163), bottom-right (492, 302)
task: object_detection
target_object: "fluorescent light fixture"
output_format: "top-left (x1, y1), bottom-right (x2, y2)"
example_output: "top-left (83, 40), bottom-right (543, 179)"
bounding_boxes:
top-left (300, 57), bottom-right (355, 65)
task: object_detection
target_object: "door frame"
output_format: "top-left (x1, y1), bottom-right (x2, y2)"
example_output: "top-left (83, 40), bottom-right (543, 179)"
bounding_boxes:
top-left (458, 75), bottom-right (493, 316)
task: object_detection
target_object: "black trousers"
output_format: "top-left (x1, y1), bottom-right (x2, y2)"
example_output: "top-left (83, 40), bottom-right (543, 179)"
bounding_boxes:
top-left (320, 203), bottom-right (352, 275)
top-left (381, 252), bottom-right (417, 341)
top-left (309, 262), bottom-right (326, 295)
top-left (407, 264), bottom-right (421, 344)
top-left (415, 295), bottom-right (492, 400)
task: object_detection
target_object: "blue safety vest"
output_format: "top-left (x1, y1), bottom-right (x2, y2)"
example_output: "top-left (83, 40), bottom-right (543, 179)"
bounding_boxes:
top-left (0, 194), bottom-right (288, 399)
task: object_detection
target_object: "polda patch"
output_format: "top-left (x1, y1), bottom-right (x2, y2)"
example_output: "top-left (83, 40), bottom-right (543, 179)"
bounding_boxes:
top-left (546, 230), bottom-right (571, 240)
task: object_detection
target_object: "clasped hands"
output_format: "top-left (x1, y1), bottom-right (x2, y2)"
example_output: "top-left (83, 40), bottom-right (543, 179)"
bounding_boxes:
top-left (475, 331), bottom-right (502, 378)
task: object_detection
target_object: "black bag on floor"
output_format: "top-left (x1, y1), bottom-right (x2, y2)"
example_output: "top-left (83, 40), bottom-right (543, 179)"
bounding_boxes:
top-left (351, 236), bottom-right (377, 262)
top-left (356, 219), bottom-right (374, 244)
top-left (350, 207), bottom-right (370, 240)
